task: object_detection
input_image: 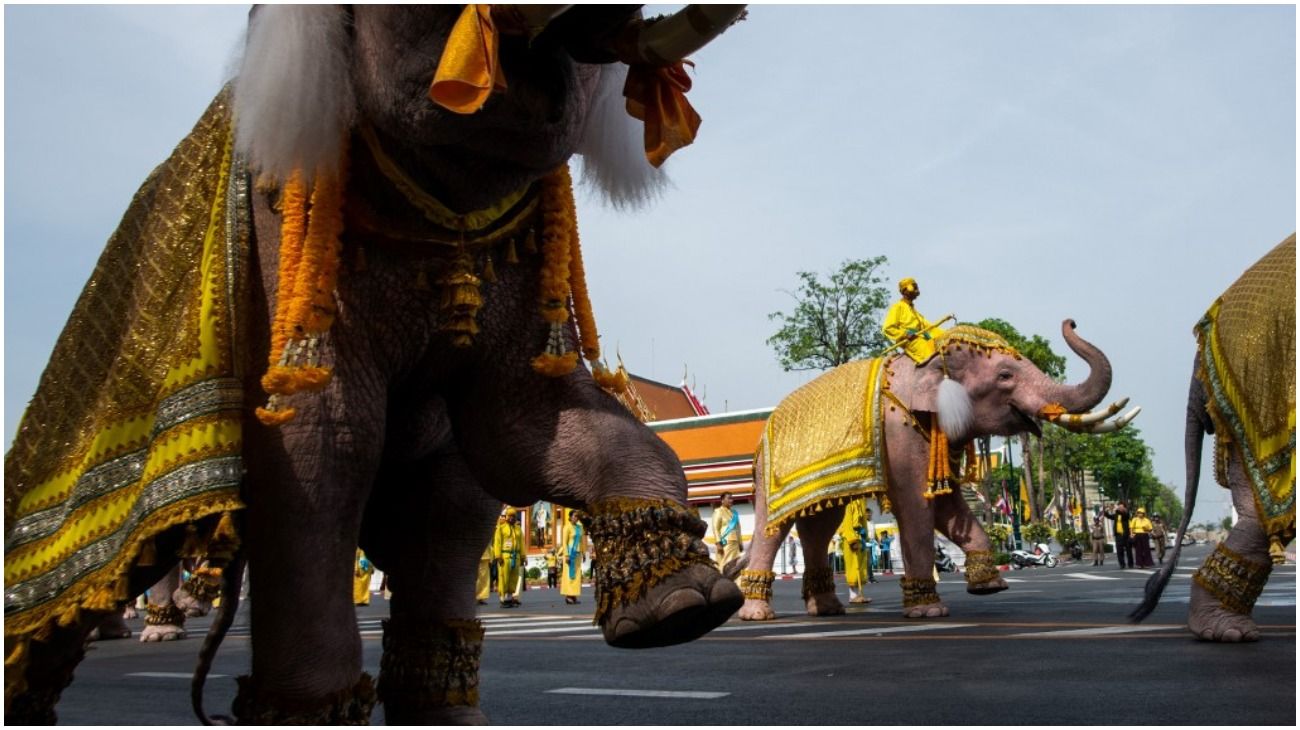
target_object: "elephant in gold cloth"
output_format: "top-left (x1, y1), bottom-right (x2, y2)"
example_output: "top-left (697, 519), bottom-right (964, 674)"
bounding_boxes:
top-left (1132, 233), bottom-right (1295, 642)
top-left (731, 322), bottom-right (1138, 620)
top-left (4, 5), bottom-right (749, 724)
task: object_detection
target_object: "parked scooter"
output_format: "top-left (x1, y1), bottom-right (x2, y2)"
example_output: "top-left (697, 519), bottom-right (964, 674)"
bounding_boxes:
top-left (1010, 542), bottom-right (1059, 569)
top-left (935, 542), bottom-right (958, 573)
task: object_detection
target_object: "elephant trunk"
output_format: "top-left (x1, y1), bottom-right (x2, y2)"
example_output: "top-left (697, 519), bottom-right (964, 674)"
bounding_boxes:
top-left (1041, 319), bottom-right (1112, 414)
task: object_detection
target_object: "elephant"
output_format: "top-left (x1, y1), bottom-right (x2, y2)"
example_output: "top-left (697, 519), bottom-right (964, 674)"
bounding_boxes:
top-left (1131, 233), bottom-right (1295, 642)
top-left (732, 322), bottom-right (1138, 621)
top-left (4, 6), bottom-right (747, 724)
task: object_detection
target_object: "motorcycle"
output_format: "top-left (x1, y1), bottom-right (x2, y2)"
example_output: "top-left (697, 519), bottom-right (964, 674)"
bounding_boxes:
top-left (935, 542), bottom-right (958, 573)
top-left (1010, 542), bottom-right (1059, 569)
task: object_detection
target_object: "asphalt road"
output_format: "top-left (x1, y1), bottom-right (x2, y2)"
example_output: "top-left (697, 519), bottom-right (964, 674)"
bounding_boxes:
top-left (53, 543), bottom-right (1295, 725)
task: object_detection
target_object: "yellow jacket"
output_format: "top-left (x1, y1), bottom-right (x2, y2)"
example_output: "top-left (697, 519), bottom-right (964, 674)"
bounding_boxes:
top-left (883, 299), bottom-right (944, 364)
top-left (1130, 515), bottom-right (1153, 535)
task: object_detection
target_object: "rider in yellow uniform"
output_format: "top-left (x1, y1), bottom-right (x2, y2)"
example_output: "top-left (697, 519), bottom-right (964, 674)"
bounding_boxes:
top-left (353, 549), bottom-right (374, 606)
top-left (883, 277), bottom-right (945, 364)
top-left (559, 510), bottom-right (588, 604)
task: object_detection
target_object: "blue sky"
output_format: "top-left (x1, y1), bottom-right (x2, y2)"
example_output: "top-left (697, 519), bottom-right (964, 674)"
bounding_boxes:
top-left (5, 5), bottom-right (1296, 526)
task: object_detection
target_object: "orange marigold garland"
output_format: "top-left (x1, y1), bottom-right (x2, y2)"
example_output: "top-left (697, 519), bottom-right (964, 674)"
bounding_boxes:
top-left (256, 144), bottom-right (350, 426)
top-left (530, 164), bottom-right (625, 394)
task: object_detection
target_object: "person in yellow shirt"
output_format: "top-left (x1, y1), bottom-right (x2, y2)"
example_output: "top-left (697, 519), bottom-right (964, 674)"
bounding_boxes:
top-left (883, 277), bottom-right (945, 364)
top-left (559, 510), bottom-right (588, 605)
top-left (711, 492), bottom-right (743, 569)
top-left (545, 548), bottom-right (559, 590)
top-left (1130, 507), bottom-right (1155, 568)
top-left (494, 508), bottom-right (524, 608)
top-left (837, 498), bottom-right (873, 604)
top-left (476, 544), bottom-right (493, 605)
top-left (353, 549), bottom-right (374, 607)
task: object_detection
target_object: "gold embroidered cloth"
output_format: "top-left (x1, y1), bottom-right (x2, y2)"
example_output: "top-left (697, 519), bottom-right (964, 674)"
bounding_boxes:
top-left (1195, 233), bottom-right (1296, 542)
top-left (760, 358), bottom-right (888, 535)
top-left (4, 91), bottom-right (248, 673)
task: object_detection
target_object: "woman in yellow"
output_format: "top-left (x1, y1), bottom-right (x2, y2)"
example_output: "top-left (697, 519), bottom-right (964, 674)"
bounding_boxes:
top-left (883, 277), bottom-right (945, 365)
top-left (493, 508), bottom-right (524, 608)
top-left (559, 510), bottom-right (588, 604)
top-left (837, 499), bottom-right (872, 604)
top-left (1130, 507), bottom-right (1155, 568)
top-left (353, 549), bottom-right (374, 607)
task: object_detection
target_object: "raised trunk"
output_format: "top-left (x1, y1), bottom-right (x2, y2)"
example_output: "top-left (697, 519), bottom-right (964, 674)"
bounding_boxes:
top-left (1042, 319), bottom-right (1113, 413)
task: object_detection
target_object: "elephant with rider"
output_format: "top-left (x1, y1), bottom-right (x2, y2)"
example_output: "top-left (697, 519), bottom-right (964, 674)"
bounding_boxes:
top-left (733, 321), bottom-right (1138, 621)
top-left (4, 5), bottom-right (747, 724)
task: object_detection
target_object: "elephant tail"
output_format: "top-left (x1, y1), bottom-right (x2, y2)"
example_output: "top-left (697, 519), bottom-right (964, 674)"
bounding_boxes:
top-left (1131, 368), bottom-right (1209, 622)
top-left (192, 547), bottom-right (247, 725)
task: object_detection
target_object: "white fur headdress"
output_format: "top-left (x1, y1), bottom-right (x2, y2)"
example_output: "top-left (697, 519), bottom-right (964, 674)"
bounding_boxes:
top-left (232, 5), bottom-right (664, 206)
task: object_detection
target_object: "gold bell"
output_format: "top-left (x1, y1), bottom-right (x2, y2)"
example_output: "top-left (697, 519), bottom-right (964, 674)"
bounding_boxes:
top-left (438, 254), bottom-right (484, 348)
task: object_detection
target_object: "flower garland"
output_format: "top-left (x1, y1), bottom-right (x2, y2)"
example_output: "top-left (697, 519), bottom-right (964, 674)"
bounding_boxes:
top-left (530, 166), bottom-right (628, 394)
top-left (256, 145), bottom-right (350, 426)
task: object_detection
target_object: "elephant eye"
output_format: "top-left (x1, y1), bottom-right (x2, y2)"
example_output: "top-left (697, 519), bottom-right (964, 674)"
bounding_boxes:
top-left (997, 370), bottom-right (1013, 381)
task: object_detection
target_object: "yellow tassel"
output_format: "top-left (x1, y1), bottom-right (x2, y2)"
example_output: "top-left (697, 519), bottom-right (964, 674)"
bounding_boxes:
top-left (524, 227), bottom-right (538, 253)
top-left (256, 406), bottom-right (298, 426)
top-left (505, 238), bottom-right (519, 264)
top-left (482, 254), bottom-right (497, 283)
top-left (531, 351), bottom-right (579, 376)
top-left (138, 538), bottom-right (157, 567)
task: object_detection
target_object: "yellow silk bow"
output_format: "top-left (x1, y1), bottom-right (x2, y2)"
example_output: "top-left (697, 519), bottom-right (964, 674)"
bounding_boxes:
top-left (623, 61), bottom-right (701, 168)
top-left (429, 4), bottom-right (506, 114)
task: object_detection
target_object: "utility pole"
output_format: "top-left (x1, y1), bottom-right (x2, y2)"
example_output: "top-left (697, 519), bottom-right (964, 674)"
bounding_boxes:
top-left (1008, 436), bottom-right (1023, 551)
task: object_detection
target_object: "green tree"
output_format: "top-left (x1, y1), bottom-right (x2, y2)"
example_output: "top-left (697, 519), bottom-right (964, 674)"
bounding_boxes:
top-left (1147, 482), bottom-right (1185, 528)
top-left (767, 257), bottom-right (892, 371)
top-left (1082, 426), bottom-right (1157, 505)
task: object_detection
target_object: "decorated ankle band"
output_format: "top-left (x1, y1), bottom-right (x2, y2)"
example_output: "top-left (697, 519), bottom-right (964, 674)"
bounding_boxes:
top-left (1193, 542), bottom-right (1272, 616)
top-left (963, 550), bottom-right (1001, 586)
top-left (900, 576), bottom-right (942, 608)
top-left (182, 565), bottom-right (223, 603)
top-left (581, 498), bottom-right (716, 625)
top-left (377, 618), bottom-right (484, 710)
top-left (144, 603), bottom-right (187, 627)
top-left (738, 569), bottom-right (776, 602)
top-left (800, 564), bottom-right (835, 601)
top-left (232, 672), bottom-right (377, 725)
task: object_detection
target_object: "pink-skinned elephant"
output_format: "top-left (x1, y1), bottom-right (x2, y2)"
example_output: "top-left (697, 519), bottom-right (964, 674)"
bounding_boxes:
top-left (731, 322), bottom-right (1138, 620)
top-left (3, 5), bottom-right (747, 725)
top-left (1131, 233), bottom-right (1294, 642)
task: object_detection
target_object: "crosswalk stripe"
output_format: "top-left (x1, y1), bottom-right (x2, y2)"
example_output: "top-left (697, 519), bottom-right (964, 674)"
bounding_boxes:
top-left (1061, 572), bottom-right (1119, 581)
top-left (711, 620), bottom-right (826, 633)
top-left (127, 672), bottom-right (229, 679)
top-left (759, 622), bottom-right (977, 639)
top-left (487, 623), bottom-right (599, 636)
top-left (1010, 624), bottom-right (1173, 637)
top-left (547, 688), bottom-right (728, 699)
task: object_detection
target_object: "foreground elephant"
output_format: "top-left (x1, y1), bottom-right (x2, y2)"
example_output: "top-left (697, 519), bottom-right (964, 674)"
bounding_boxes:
top-left (4, 6), bottom-right (746, 723)
top-left (734, 322), bottom-right (1137, 620)
top-left (1132, 233), bottom-right (1295, 641)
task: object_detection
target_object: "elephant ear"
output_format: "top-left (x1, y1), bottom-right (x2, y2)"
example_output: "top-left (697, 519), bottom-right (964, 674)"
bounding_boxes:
top-left (910, 365), bottom-right (945, 414)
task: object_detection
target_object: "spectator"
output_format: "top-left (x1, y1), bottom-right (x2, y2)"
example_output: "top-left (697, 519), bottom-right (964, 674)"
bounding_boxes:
top-left (711, 492), bottom-right (743, 570)
top-left (1103, 502), bottom-right (1133, 569)
top-left (879, 531), bottom-right (895, 575)
top-left (1130, 507), bottom-right (1155, 568)
top-left (1151, 514), bottom-right (1169, 564)
top-left (560, 510), bottom-right (587, 605)
top-left (1089, 513), bottom-right (1107, 566)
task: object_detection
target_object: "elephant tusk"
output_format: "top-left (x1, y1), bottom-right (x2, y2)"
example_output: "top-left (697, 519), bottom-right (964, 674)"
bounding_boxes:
top-left (1074, 406), bottom-right (1143, 434)
top-left (1056, 398), bottom-right (1131, 427)
top-left (612, 5), bottom-right (748, 65)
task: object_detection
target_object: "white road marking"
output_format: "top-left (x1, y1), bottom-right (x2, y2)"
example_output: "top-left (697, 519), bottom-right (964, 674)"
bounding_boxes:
top-left (546, 688), bottom-right (729, 699)
top-left (711, 620), bottom-right (826, 633)
top-left (760, 622), bottom-right (977, 639)
top-left (480, 616), bottom-right (588, 627)
top-left (1062, 572), bottom-right (1119, 581)
top-left (127, 672), bottom-right (228, 679)
top-left (1010, 624), bottom-right (1175, 637)
top-left (486, 621), bottom-right (598, 636)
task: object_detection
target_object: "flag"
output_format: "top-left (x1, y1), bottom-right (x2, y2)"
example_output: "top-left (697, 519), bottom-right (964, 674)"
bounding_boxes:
top-left (1019, 476), bottom-right (1031, 522)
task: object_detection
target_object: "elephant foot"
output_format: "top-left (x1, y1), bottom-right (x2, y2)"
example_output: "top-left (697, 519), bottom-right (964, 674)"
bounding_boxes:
top-left (902, 601), bottom-right (950, 619)
top-left (737, 598), bottom-right (777, 621)
top-left (140, 623), bottom-right (186, 642)
top-left (122, 605), bottom-right (138, 620)
top-left (379, 619), bottom-right (486, 724)
top-left (601, 563), bottom-right (743, 648)
top-left (901, 576), bottom-right (948, 619)
top-left (1186, 543), bottom-right (1270, 642)
top-left (805, 592), bottom-right (846, 616)
top-left (966, 577), bottom-right (1009, 595)
top-left (173, 586), bottom-right (214, 617)
top-left (88, 613), bottom-right (133, 642)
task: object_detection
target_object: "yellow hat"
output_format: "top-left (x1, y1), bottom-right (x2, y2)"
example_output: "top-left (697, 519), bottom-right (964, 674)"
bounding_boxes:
top-left (503, 507), bottom-right (518, 518)
top-left (899, 277), bottom-right (917, 293)
top-left (1136, 507), bottom-right (1146, 514)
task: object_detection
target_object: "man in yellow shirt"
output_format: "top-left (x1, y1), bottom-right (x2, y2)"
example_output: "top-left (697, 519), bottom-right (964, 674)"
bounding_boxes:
top-left (837, 498), bottom-right (873, 604)
top-left (883, 277), bottom-right (945, 364)
top-left (1130, 507), bottom-right (1155, 568)
top-left (711, 492), bottom-right (743, 569)
top-left (493, 508), bottom-right (524, 608)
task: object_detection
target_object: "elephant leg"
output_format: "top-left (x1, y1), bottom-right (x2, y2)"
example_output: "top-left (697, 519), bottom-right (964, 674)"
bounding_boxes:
top-left (796, 508), bottom-right (846, 617)
top-left (449, 366), bottom-right (741, 649)
top-left (140, 566), bottom-right (187, 643)
top-left (235, 395), bottom-right (385, 723)
top-left (1187, 460), bottom-right (1272, 642)
top-left (932, 488), bottom-right (1007, 595)
top-left (887, 475), bottom-right (948, 619)
top-left (87, 611), bottom-right (133, 642)
top-left (363, 450), bottom-right (499, 725)
top-left (736, 457), bottom-right (786, 621)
